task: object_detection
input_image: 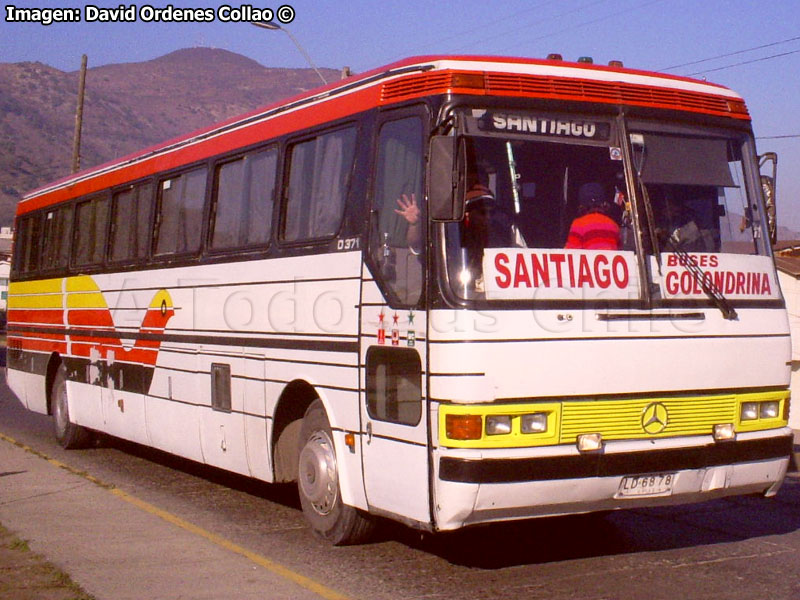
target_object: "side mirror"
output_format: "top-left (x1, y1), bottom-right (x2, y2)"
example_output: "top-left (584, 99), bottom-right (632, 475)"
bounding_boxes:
top-left (427, 136), bottom-right (464, 221)
top-left (758, 152), bottom-right (777, 246)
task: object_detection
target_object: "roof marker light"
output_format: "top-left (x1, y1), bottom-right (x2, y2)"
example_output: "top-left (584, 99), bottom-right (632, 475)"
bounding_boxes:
top-left (451, 72), bottom-right (485, 90)
top-left (546, 53), bottom-right (563, 61)
top-left (608, 60), bottom-right (624, 68)
top-left (578, 56), bottom-right (594, 64)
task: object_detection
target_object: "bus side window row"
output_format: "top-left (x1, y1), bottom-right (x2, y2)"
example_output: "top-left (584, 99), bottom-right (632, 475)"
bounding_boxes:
top-left (13, 125), bottom-right (356, 277)
top-left (110, 182), bottom-right (152, 263)
top-left (154, 168), bottom-right (207, 257)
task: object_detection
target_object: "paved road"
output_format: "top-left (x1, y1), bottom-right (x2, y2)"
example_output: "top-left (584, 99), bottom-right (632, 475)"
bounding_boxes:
top-left (1, 382), bottom-right (799, 600)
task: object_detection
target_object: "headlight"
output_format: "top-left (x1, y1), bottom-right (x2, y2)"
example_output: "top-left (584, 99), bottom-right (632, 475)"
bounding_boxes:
top-left (577, 433), bottom-right (603, 452)
top-left (485, 415), bottom-right (512, 436)
top-left (740, 402), bottom-right (759, 421)
top-left (713, 423), bottom-right (736, 441)
top-left (521, 413), bottom-right (548, 434)
top-left (740, 400), bottom-right (782, 423)
top-left (760, 401), bottom-right (780, 419)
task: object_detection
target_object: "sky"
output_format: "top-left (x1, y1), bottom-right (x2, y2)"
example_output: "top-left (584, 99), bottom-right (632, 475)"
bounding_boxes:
top-left (2, 0), bottom-right (799, 230)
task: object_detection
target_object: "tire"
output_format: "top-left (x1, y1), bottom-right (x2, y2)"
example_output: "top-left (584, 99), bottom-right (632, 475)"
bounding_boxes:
top-left (297, 400), bottom-right (374, 545)
top-left (51, 364), bottom-right (92, 449)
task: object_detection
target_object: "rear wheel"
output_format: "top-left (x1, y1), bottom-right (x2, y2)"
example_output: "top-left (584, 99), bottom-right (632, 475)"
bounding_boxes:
top-left (51, 364), bottom-right (92, 449)
top-left (297, 401), bottom-right (374, 545)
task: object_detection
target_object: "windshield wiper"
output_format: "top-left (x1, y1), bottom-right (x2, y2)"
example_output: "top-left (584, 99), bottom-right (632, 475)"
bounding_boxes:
top-left (630, 134), bottom-right (663, 272)
top-left (638, 179), bottom-right (663, 272)
top-left (629, 134), bottom-right (737, 321)
top-left (505, 141), bottom-right (521, 215)
top-left (661, 239), bottom-right (738, 320)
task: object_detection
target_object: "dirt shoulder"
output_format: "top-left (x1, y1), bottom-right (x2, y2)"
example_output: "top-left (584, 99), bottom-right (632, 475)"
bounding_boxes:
top-left (0, 523), bottom-right (96, 600)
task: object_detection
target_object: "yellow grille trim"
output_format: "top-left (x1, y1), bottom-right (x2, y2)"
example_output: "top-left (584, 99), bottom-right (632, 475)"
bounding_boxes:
top-left (560, 391), bottom-right (787, 442)
top-left (437, 390), bottom-right (789, 449)
top-left (439, 402), bottom-right (560, 449)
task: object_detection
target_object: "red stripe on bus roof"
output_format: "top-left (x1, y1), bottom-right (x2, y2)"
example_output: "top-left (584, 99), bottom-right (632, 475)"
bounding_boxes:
top-left (17, 55), bottom-right (742, 216)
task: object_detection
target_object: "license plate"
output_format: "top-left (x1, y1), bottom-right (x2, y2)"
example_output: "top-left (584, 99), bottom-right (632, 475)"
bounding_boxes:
top-left (616, 472), bottom-right (676, 498)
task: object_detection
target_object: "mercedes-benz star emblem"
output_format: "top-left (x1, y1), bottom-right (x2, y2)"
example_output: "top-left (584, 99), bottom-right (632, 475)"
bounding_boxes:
top-left (641, 402), bottom-right (669, 434)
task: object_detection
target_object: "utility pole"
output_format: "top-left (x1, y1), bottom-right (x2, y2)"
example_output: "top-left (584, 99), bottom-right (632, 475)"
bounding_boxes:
top-left (71, 54), bottom-right (87, 174)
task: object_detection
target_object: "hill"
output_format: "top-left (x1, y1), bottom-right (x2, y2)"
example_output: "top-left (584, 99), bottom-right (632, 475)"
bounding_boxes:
top-left (0, 48), bottom-right (339, 226)
top-left (2, 51), bottom-right (797, 240)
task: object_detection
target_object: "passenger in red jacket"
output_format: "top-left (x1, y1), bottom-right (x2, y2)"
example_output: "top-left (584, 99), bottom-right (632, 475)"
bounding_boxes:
top-left (565, 183), bottom-right (621, 250)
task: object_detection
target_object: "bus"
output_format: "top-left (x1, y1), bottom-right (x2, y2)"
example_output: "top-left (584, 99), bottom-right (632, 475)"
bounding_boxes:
top-left (7, 54), bottom-right (793, 545)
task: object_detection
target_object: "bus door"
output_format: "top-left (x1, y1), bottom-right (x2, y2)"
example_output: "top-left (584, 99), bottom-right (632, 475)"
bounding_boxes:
top-left (359, 111), bottom-right (431, 525)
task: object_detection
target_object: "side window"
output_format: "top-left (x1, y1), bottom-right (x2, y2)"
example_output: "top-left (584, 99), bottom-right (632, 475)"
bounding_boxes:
top-left (211, 147), bottom-right (277, 250)
top-left (371, 116), bottom-right (425, 306)
top-left (73, 196), bottom-right (109, 267)
top-left (40, 206), bottom-right (72, 271)
top-left (155, 167), bottom-right (207, 256)
top-left (110, 182), bottom-right (152, 262)
top-left (281, 127), bottom-right (356, 242)
top-left (40, 211), bottom-right (57, 270)
top-left (210, 363), bottom-right (232, 412)
top-left (14, 215), bottom-right (42, 275)
top-left (366, 347), bottom-right (422, 426)
top-left (56, 206), bottom-right (73, 268)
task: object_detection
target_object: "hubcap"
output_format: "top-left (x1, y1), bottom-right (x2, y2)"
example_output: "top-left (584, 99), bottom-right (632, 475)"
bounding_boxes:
top-left (299, 430), bottom-right (338, 516)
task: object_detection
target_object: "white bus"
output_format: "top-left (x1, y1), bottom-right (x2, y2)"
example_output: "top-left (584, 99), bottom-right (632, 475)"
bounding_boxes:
top-left (7, 54), bottom-right (792, 544)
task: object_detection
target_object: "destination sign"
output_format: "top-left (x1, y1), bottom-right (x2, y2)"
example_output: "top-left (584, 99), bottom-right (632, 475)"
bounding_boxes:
top-left (654, 253), bottom-right (780, 300)
top-left (483, 249), bottom-right (638, 300)
top-left (478, 113), bottom-right (611, 141)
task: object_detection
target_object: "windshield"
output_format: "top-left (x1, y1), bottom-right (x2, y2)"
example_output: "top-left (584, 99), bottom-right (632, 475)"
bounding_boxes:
top-left (631, 129), bottom-right (767, 256)
top-left (441, 111), bottom-right (777, 305)
top-left (629, 128), bottom-right (776, 303)
top-left (444, 112), bottom-right (634, 301)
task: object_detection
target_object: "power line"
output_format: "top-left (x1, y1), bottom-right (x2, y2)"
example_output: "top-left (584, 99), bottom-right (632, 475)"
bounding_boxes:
top-left (449, 0), bottom-right (614, 54)
top-left (661, 35), bottom-right (800, 71)
top-left (511, 0), bottom-right (668, 50)
top-left (686, 48), bottom-right (800, 76)
top-left (401, 0), bottom-right (665, 63)
top-left (756, 134), bottom-right (800, 140)
top-left (396, 0), bottom-right (556, 57)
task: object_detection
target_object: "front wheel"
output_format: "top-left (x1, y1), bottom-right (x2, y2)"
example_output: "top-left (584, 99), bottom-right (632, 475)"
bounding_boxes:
top-left (51, 364), bottom-right (92, 449)
top-left (297, 401), bottom-right (374, 545)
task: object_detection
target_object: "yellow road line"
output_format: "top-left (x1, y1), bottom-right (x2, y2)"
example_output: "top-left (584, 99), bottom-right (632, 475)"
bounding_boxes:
top-left (0, 432), bottom-right (352, 600)
top-left (109, 488), bottom-right (352, 600)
